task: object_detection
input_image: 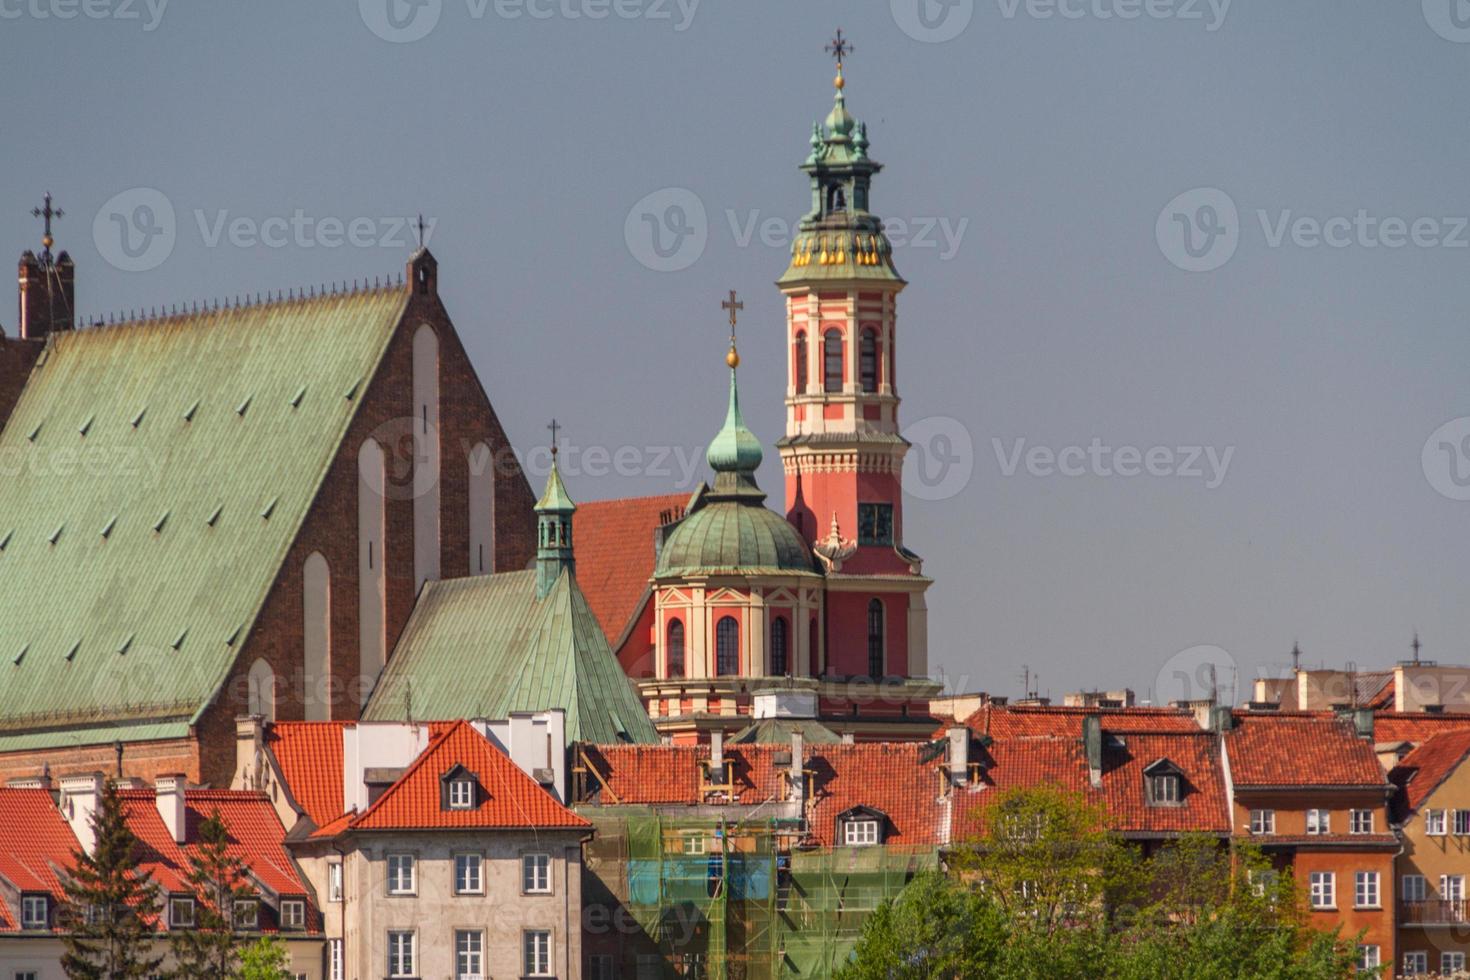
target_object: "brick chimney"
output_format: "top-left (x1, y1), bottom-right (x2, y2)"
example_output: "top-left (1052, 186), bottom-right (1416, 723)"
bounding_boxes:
top-left (17, 249), bottom-right (74, 341)
top-left (155, 774), bottom-right (188, 844)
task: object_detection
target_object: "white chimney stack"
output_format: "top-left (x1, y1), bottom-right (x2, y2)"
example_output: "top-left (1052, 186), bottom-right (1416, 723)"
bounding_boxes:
top-left (58, 773), bottom-right (105, 855)
top-left (789, 731), bottom-right (805, 804)
top-left (155, 774), bottom-right (188, 844)
top-left (947, 726), bottom-right (970, 786)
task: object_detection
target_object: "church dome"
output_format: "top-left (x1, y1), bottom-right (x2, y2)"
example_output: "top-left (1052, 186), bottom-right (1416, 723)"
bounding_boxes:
top-left (656, 500), bottom-right (816, 577)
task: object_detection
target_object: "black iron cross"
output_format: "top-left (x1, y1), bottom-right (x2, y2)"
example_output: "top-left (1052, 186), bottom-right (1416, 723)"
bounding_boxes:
top-left (825, 29), bottom-right (852, 69)
top-left (721, 289), bottom-right (743, 345)
top-left (31, 192), bottom-right (63, 257)
top-left (547, 418), bottom-right (562, 456)
top-left (416, 213), bottom-right (426, 248)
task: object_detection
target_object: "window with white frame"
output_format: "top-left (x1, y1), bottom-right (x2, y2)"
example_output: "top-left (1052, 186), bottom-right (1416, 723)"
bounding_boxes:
top-left (1427, 809), bottom-right (1448, 836)
top-left (327, 861), bottom-right (342, 902)
top-left (1356, 945), bottom-right (1380, 971)
top-left (455, 929), bottom-right (483, 979)
top-left (232, 899), bottom-right (258, 930)
top-left (1349, 809), bottom-right (1374, 834)
top-left (1441, 873), bottom-right (1465, 902)
top-left (524, 929), bottom-right (552, 977)
top-left (328, 938), bottom-right (343, 980)
top-left (448, 778), bottom-right (475, 810)
top-left (1444, 951), bottom-right (1467, 974)
top-left (387, 930), bottom-right (415, 978)
top-left (523, 853), bottom-right (551, 894)
top-left (1402, 950), bottom-right (1428, 976)
top-left (1403, 874), bottom-right (1427, 902)
top-left (1249, 809), bottom-right (1275, 835)
top-left (1308, 871), bottom-right (1335, 909)
top-left (169, 896), bottom-right (195, 928)
top-left (683, 835), bottom-right (706, 855)
top-left (280, 899), bottom-right (305, 930)
top-left (20, 895), bottom-right (46, 929)
top-left (16, 971), bottom-right (37, 980)
top-left (1306, 809), bottom-right (1330, 835)
top-left (386, 854), bottom-right (415, 895)
top-left (455, 853), bottom-right (483, 895)
top-left (1455, 809), bottom-right (1470, 836)
top-left (1146, 772), bottom-right (1181, 806)
top-left (844, 818), bottom-right (881, 846)
top-left (1354, 871), bottom-right (1380, 909)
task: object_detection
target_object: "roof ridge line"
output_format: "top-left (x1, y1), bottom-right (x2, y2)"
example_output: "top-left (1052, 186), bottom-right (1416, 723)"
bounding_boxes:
top-left (81, 276), bottom-right (406, 331)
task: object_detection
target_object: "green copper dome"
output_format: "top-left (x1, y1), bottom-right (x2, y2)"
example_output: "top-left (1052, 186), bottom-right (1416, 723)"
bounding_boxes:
top-left (656, 500), bottom-right (816, 577)
top-left (706, 368), bottom-right (764, 474)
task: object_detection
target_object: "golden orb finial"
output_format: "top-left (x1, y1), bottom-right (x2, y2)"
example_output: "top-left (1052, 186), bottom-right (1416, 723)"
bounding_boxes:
top-left (726, 346), bottom-right (740, 369)
top-left (42, 234), bottom-right (53, 250)
top-left (834, 70), bottom-right (845, 90)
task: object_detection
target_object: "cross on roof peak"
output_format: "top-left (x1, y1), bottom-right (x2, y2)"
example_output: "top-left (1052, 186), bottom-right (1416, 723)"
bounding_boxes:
top-left (826, 28), bottom-right (852, 69)
top-left (547, 418), bottom-right (562, 457)
top-left (31, 192), bottom-right (63, 260)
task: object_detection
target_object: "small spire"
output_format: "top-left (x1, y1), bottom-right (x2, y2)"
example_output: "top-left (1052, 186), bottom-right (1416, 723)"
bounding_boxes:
top-left (1412, 630), bottom-right (1422, 665)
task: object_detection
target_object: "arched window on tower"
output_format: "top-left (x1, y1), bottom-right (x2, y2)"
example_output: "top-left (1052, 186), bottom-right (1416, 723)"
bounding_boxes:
top-left (867, 599), bottom-right (885, 679)
top-left (770, 617), bottom-right (789, 676)
top-left (667, 619), bottom-right (685, 679)
top-left (823, 329), bottom-right (843, 394)
top-left (827, 184), bottom-right (847, 213)
top-left (794, 332), bottom-right (808, 392)
top-left (716, 616), bottom-right (739, 676)
top-left (860, 329), bottom-right (879, 393)
top-left (247, 659), bottom-right (276, 721)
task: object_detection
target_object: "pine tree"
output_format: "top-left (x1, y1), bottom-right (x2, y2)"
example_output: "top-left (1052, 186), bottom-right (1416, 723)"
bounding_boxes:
top-left (60, 780), bottom-right (164, 979)
top-left (168, 808), bottom-right (256, 979)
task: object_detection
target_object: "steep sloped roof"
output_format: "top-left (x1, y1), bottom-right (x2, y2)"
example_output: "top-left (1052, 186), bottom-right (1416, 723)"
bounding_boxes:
top-left (347, 721), bottom-right (590, 832)
top-left (1391, 729), bottom-right (1470, 819)
top-left (1226, 716), bottom-right (1386, 788)
top-left (0, 288), bottom-right (408, 750)
top-left (266, 721), bottom-right (355, 827)
top-left (572, 493), bottom-right (686, 644)
top-left (0, 788), bottom-right (76, 932)
top-left (363, 569), bottom-right (658, 745)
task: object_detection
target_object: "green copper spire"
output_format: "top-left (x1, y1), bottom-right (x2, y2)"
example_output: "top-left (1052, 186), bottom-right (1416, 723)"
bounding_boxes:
top-left (535, 419), bottom-right (576, 598)
top-left (707, 365), bottom-right (764, 475)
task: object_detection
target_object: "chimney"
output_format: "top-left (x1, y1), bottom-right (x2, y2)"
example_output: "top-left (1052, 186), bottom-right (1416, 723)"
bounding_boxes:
top-left (788, 731), bottom-right (805, 804)
top-left (17, 249), bottom-right (74, 341)
top-left (1082, 715), bottom-right (1102, 789)
top-left (234, 714), bottom-right (265, 791)
top-left (947, 726), bottom-right (970, 787)
top-left (155, 774), bottom-right (188, 844)
top-left (7, 766), bottom-right (53, 794)
top-left (58, 773), bottom-right (105, 855)
top-left (710, 729), bottom-right (725, 781)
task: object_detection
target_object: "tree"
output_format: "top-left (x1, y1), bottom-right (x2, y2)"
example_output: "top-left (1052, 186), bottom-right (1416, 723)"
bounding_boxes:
top-left (60, 780), bottom-right (164, 980)
top-left (169, 809), bottom-right (257, 979)
top-left (237, 936), bottom-right (291, 980)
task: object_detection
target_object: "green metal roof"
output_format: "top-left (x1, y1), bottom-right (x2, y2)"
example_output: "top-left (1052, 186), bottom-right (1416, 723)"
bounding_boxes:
top-left (728, 717), bottom-right (843, 745)
top-left (0, 288), bottom-right (408, 744)
top-left (535, 456), bottom-right (576, 513)
top-left (655, 499), bottom-right (817, 578)
top-left (363, 568), bottom-right (658, 745)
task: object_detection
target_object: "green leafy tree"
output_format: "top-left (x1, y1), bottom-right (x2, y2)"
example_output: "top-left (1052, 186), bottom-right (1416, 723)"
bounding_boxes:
top-left (236, 936), bottom-right (291, 980)
top-left (60, 780), bottom-right (165, 980)
top-left (169, 809), bottom-right (257, 979)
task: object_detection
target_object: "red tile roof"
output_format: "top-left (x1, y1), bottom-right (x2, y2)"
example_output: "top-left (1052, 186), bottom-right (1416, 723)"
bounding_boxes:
top-left (0, 788), bottom-right (77, 932)
top-left (1370, 712), bottom-right (1470, 744)
top-left (266, 720), bottom-right (352, 827)
top-left (573, 493), bottom-right (687, 644)
top-left (962, 705), bottom-right (1203, 739)
top-left (1390, 729), bottom-right (1470, 818)
top-left (1225, 717), bottom-right (1386, 788)
top-left (348, 721), bottom-right (590, 832)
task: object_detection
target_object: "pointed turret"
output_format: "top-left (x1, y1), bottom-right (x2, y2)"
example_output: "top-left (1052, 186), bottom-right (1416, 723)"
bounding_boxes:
top-left (535, 426), bottom-right (576, 598)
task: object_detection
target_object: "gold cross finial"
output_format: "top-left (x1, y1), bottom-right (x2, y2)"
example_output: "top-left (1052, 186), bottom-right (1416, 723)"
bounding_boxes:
top-left (721, 290), bottom-right (744, 368)
top-left (547, 418), bottom-right (561, 457)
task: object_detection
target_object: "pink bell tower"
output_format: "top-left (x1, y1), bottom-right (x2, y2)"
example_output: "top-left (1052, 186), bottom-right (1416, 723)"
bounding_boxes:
top-left (777, 38), bottom-right (930, 681)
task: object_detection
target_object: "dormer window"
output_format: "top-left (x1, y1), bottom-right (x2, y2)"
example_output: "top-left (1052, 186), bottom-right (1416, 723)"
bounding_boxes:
top-left (449, 779), bottom-right (474, 809)
top-left (232, 898), bottom-right (258, 931)
top-left (20, 894), bottom-right (47, 929)
top-left (837, 805), bottom-right (888, 847)
top-left (440, 764), bottom-right (481, 811)
top-left (1143, 759), bottom-right (1185, 807)
top-left (169, 895), bottom-right (196, 928)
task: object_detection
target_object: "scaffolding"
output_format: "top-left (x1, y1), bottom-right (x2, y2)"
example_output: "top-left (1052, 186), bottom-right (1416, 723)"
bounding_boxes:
top-left (581, 807), bottom-right (937, 979)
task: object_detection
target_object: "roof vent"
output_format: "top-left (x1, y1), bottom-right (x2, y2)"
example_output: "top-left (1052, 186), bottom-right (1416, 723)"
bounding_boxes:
top-left (100, 516), bottom-right (116, 539)
top-left (12, 644), bottom-right (27, 666)
top-left (206, 504), bottom-right (222, 528)
top-left (235, 394), bottom-right (252, 417)
top-left (224, 623), bottom-right (243, 646)
top-left (152, 511), bottom-right (169, 534)
top-left (0, 529), bottom-right (13, 551)
top-left (1424, 704), bottom-right (1447, 715)
top-left (131, 407), bottom-right (146, 428)
top-left (259, 497), bottom-right (278, 520)
top-left (344, 377), bottom-right (362, 401)
top-left (64, 640), bottom-right (79, 662)
top-left (289, 385), bottom-right (306, 409)
top-left (26, 422), bottom-right (41, 442)
top-left (47, 524), bottom-right (63, 545)
top-left (183, 399), bottom-right (199, 422)
top-left (171, 629), bottom-right (188, 651)
top-left (117, 634), bottom-right (133, 655)
top-left (78, 415), bottom-right (93, 436)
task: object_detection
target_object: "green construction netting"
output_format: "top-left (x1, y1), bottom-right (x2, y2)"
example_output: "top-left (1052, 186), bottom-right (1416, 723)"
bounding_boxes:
top-left (582, 807), bottom-right (937, 979)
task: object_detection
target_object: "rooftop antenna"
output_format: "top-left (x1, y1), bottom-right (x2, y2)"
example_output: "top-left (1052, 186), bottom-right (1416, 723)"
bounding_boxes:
top-left (1291, 640), bottom-right (1301, 672)
top-left (1207, 662), bottom-right (1218, 705)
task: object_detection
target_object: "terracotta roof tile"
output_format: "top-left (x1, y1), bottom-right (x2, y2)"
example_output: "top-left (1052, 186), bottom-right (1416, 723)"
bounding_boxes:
top-left (0, 788), bottom-right (77, 932)
top-left (266, 720), bottom-right (352, 827)
top-left (1390, 729), bottom-right (1470, 818)
top-left (1226, 716), bottom-right (1386, 788)
top-left (573, 493), bottom-right (687, 644)
top-left (348, 721), bottom-right (590, 831)
top-left (959, 705), bottom-right (1203, 739)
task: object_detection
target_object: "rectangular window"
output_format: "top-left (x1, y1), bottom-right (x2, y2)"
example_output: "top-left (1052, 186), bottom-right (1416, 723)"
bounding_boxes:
top-left (1248, 868), bottom-right (1279, 898)
top-left (16, 972), bottom-right (38, 980)
top-left (1441, 874), bottom-right (1465, 902)
top-left (329, 938), bottom-right (343, 980)
top-left (523, 853), bottom-right (552, 894)
top-left (448, 778), bottom-right (474, 809)
top-left (387, 930), bottom-right (416, 978)
top-left (1403, 874), bottom-right (1427, 902)
top-left (455, 929), bottom-right (484, 979)
top-left (1249, 809), bottom-right (1275, 835)
top-left (386, 854), bottom-right (415, 895)
top-left (455, 853), bottom-right (483, 895)
top-left (589, 955), bottom-right (615, 980)
top-left (327, 861), bottom-right (342, 902)
top-left (1403, 950), bottom-right (1428, 975)
top-left (683, 835), bottom-right (706, 855)
top-left (1147, 773), bottom-right (1180, 805)
top-left (1354, 871), bottom-right (1380, 909)
top-left (232, 899), bottom-right (258, 930)
top-left (1455, 809), bottom-right (1470, 836)
top-left (1427, 809), bottom-right (1447, 836)
top-left (1349, 809), bottom-right (1374, 834)
top-left (844, 819), bottom-right (880, 846)
top-left (1305, 809), bottom-right (1330, 835)
top-left (169, 896), bottom-right (195, 928)
top-left (524, 930), bottom-right (552, 977)
top-left (20, 895), bottom-right (46, 929)
top-left (1445, 951), bottom-right (1467, 973)
top-left (857, 503), bottom-right (894, 546)
top-left (280, 899), bottom-right (305, 930)
top-left (1356, 945), bottom-right (1380, 971)
top-left (1308, 871), bottom-right (1335, 910)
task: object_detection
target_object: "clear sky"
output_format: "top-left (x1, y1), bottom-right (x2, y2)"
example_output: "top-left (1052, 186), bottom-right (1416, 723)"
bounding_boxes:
top-left (5, 0), bottom-right (1470, 704)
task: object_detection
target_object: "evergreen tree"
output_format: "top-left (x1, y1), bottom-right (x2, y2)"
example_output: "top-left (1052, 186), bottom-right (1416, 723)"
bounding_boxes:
top-left (169, 808), bottom-right (256, 979)
top-left (60, 780), bottom-right (164, 980)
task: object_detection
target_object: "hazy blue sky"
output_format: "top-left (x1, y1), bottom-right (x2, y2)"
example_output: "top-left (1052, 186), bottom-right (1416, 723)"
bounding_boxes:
top-left (6, 0), bottom-right (1470, 703)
